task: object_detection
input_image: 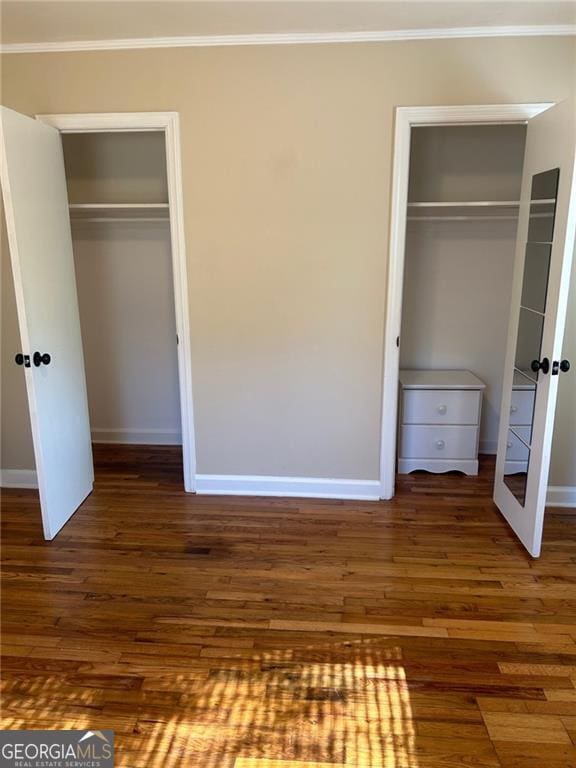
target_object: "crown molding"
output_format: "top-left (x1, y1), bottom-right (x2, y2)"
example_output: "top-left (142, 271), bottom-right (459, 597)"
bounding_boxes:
top-left (1, 24), bottom-right (574, 54)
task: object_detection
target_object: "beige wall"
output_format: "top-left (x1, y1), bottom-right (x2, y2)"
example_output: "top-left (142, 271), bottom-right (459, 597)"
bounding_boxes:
top-left (1, 37), bottom-right (575, 481)
top-left (408, 124), bottom-right (527, 202)
top-left (72, 222), bottom-right (182, 442)
top-left (62, 130), bottom-right (168, 204)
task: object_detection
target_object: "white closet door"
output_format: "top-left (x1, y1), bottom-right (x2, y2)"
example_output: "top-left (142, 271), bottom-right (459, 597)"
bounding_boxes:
top-left (0, 106), bottom-right (93, 539)
top-left (494, 100), bottom-right (576, 557)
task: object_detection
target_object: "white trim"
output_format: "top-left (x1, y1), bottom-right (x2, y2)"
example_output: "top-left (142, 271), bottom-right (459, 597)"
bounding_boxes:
top-left (379, 102), bottom-right (555, 500)
top-left (546, 486), bottom-right (576, 508)
top-left (164, 113), bottom-right (197, 492)
top-left (36, 112), bottom-right (180, 133)
top-left (91, 428), bottom-right (182, 445)
top-left (1, 25), bottom-right (574, 54)
top-left (0, 469), bottom-right (38, 489)
top-left (36, 112), bottom-right (197, 492)
top-left (196, 474), bottom-right (380, 500)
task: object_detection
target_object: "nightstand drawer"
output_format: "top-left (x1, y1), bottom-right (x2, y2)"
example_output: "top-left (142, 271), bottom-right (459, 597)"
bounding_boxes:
top-left (399, 425), bottom-right (478, 459)
top-left (402, 389), bottom-right (481, 425)
top-left (510, 390), bottom-right (535, 426)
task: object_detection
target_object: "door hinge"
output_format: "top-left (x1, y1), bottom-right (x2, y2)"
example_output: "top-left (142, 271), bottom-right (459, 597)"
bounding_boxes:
top-left (176, 334), bottom-right (179, 346)
top-left (396, 336), bottom-right (400, 348)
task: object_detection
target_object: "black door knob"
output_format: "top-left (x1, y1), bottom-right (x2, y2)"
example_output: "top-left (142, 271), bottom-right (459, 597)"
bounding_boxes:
top-left (531, 357), bottom-right (550, 374)
top-left (560, 359), bottom-right (571, 373)
top-left (33, 352), bottom-right (51, 367)
top-left (15, 353), bottom-right (30, 368)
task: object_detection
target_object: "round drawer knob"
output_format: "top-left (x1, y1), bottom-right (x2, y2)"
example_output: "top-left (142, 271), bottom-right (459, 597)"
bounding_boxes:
top-left (437, 404), bottom-right (447, 414)
top-left (510, 405), bottom-right (518, 413)
top-left (507, 441), bottom-right (513, 449)
top-left (435, 439), bottom-right (445, 450)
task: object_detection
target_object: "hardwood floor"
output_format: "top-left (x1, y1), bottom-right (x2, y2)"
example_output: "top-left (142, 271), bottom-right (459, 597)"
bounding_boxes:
top-left (2, 446), bottom-right (576, 767)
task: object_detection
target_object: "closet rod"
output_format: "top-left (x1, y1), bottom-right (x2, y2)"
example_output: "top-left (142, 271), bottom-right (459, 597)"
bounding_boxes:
top-left (408, 201), bottom-right (518, 208)
top-left (407, 215), bottom-right (518, 221)
top-left (68, 203), bottom-right (169, 209)
top-left (407, 199), bottom-right (556, 208)
top-left (408, 213), bottom-right (553, 222)
top-left (71, 217), bottom-right (170, 223)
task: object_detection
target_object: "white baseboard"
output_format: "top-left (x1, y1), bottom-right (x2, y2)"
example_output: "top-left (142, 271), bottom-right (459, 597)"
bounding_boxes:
top-left (546, 486), bottom-right (576, 508)
top-left (0, 469), bottom-right (38, 489)
top-left (195, 474), bottom-right (381, 500)
top-left (91, 428), bottom-right (182, 445)
top-left (2, 465), bottom-right (572, 508)
top-left (479, 440), bottom-right (498, 454)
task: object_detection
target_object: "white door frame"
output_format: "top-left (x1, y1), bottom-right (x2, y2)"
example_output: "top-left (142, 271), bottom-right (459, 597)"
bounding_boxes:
top-left (379, 102), bottom-right (555, 500)
top-left (36, 112), bottom-right (197, 492)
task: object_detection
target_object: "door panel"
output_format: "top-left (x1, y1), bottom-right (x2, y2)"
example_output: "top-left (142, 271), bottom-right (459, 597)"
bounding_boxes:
top-left (0, 106), bottom-right (93, 539)
top-left (494, 101), bottom-right (576, 557)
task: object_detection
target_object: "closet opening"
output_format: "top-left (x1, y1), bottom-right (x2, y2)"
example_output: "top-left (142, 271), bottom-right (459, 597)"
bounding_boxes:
top-left (379, 101), bottom-right (575, 558)
top-left (398, 123), bottom-right (527, 488)
top-left (43, 116), bottom-right (196, 492)
top-left (384, 118), bottom-right (539, 496)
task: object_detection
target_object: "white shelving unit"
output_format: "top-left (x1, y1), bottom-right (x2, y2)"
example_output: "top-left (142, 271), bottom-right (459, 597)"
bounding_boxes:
top-left (68, 203), bottom-right (170, 223)
top-left (407, 199), bottom-right (555, 222)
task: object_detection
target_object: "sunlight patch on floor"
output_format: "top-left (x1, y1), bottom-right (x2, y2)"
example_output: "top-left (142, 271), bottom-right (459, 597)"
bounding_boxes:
top-left (1, 641), bottom-right (419, 767)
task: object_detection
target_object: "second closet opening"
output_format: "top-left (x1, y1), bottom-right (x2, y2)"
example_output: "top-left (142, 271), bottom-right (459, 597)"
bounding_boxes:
top-left (397, 123), bottom-right (530, 485)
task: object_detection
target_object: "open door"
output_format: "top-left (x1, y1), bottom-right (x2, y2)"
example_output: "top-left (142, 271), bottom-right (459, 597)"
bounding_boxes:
top-left (494, 100), bottom-right (576, 557)
top-left (0, 106), bottom-right (93, 539)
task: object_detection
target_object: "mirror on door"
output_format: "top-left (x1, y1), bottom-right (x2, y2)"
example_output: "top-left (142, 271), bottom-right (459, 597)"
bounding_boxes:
top-left (503, 167), bottom-right (560, 504)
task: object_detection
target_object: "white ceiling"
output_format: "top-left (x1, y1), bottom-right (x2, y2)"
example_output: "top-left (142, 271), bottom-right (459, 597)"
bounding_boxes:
top-left (1, 1), bottom-right (575, 45)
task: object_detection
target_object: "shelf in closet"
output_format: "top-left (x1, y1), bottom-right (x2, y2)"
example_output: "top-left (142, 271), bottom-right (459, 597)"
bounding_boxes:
top-left (68, 203), bottom-right (170, 223)
top-left (407, 199), bottom-right (555, 222)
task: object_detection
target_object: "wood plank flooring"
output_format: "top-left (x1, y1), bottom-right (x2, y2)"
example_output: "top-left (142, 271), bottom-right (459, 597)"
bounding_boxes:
top-left (2, 446), bottom-right (576, 767)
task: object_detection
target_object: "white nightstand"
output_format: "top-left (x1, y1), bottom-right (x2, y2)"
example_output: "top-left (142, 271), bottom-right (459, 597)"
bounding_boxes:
top-left (398, 370), bottom-right (486, 475)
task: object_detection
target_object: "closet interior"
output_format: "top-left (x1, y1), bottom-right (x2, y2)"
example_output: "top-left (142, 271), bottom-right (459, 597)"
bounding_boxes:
top-left (61, 131), bottom-right (182, 478)
top-left (397, 123), bottom-right (532, 479)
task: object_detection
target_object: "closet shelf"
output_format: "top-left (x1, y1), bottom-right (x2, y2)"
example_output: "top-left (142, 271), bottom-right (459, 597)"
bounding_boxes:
top-left (407, 199), bottom-right (554, 222)
top-left (69, 203), bottom-right (170, 223)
